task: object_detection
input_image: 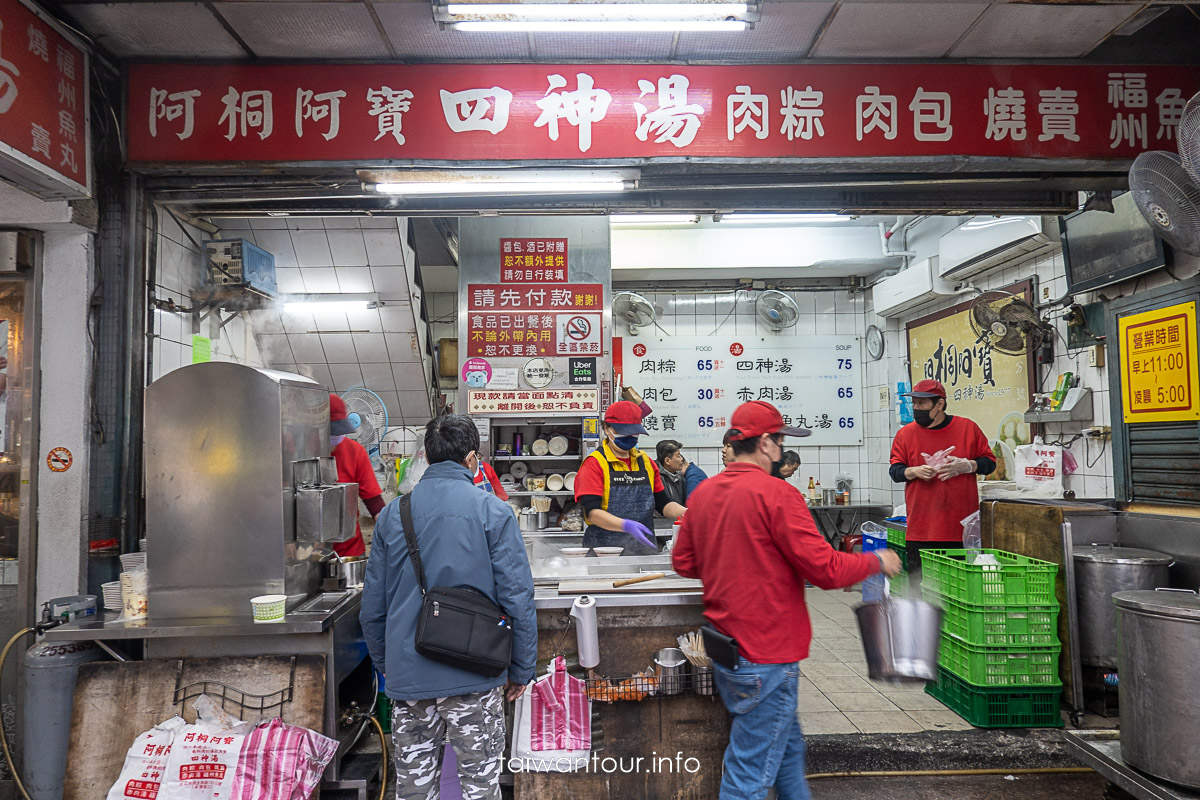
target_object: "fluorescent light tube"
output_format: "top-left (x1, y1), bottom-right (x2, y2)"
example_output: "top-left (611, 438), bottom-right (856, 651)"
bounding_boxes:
top-left (446, 2), bottom-right (747, 18)
top-left (610, 214), bottom-right (700, 225)
top-left (284, 300), bottom-right (372, 313)
top-left (451, 19), bottom-right (746, 31)
top-left (372, 180), bottom-right (627, 196)
top-left (719, 213), bottom-right (853, 224)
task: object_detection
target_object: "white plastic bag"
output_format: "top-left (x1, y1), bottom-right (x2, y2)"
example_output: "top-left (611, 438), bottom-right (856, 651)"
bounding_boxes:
top-left (961, 510), bottom-right (982, 555)
top-left (510, 677), bottom-right (591, 772)
top-left (106, 716), bottom-right (188, 800)
top-left (158, 696), bottom-right (252, 800)
top-left (397, 433), bottom-right (428, 494)
top-left (1014, 437), bottom-right (1064, 497)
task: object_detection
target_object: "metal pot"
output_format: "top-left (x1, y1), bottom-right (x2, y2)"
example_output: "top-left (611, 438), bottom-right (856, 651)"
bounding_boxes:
top-left (326, 556), bottom-right (367, 588)
top-left (1115, 589), bottom-right (1200, 789)
top-left (855, 595), bottom-right (943, 683)
top-left (1074, 544), bottom-right (1171, 668)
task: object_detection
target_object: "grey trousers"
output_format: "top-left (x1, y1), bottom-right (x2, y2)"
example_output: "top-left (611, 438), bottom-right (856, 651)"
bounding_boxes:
top-left (390, 686), bottom-right (506, 800)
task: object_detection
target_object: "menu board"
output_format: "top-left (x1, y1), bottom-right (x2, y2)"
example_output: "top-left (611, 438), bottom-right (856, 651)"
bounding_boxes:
top-left (615, 336), bottom-right (862, 447)
top-left (1119, 301), bottom-right (1200, 423)
top-left (906, 284), bottom-right (1035, 450)
top-left (464, 283), bottom-right (604, 359)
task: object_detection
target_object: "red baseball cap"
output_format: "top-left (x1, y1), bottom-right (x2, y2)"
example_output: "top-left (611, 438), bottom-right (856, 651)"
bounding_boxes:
top-left (603, 400), bottom-right (648, 435)
top-left (900, 379), bottom-right (947, 399)
top-left (728, 400), bottom-right (810, 440)
top-left (329, 393), bottom-right (358, 435)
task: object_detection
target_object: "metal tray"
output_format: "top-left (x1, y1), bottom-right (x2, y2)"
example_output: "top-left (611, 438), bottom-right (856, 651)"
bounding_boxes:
top-left (1064, 730), bottom-right (1200, 800)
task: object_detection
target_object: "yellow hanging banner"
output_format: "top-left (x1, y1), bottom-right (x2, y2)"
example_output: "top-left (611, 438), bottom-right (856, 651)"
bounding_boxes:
top-left (1119, 300), bottom-right (1200, 423)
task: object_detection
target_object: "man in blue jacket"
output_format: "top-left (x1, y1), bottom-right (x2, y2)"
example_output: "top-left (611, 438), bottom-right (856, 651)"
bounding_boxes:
top-left (361, 414), bottom-right (536, 799)
top-left (655, 439), bottom-right (708, 505)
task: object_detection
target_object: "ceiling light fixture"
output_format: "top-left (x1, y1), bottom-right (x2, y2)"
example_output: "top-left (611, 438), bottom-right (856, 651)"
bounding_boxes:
top-left (282, 293), bottom-right (379, 314)
top-left (610, 214), bottom-right (701, 225)
top-left (361, 168), bottom-right (637, 197)
top-left (436, 0), bottom-right (757, 32)
top-left (717, 213), bottom-right (854, 224)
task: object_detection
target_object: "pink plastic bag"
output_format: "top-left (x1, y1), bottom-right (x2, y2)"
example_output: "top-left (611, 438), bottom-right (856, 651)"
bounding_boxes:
top-left (229, 719), bottom-right (339, 800)
top-left (530, 656), bottom-right (591, 752)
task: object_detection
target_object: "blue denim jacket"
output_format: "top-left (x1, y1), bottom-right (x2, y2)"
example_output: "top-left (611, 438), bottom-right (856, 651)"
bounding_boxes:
top-left (683, 462), bottom-right (709, 501)
top-left (360, 460), bottom-right (537, 700)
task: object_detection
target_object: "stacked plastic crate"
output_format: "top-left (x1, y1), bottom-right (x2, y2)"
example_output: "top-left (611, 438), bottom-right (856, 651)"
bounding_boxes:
top-left (920, 549), bottom-right (1064, 728)
top-left (885, 521), bottom-right (908, 597)
top-left (860, 526), bottom-right (890, 602)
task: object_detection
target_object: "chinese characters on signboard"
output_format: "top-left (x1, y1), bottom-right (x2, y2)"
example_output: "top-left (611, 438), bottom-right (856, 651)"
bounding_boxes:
top-left (468, 389), bottom-right (599, 415)
top-left (465, 283), bottom-right (604, 358)
top-left (906, 288), bottom-right (1035, 450)
top-left (0, 0), bottom-right (88, 197)
top-left (1120, 301), bottom-right (1200, 423)
top-left (500, 238), bottom-right (568, 282)
top-left (615, 336), bottom-right (863, 447)
top-left (126, 64), bottom-right (1197, 164)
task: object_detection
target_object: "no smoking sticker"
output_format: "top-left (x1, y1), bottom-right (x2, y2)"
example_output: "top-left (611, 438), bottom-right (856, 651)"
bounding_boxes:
top-left (47, 447), bottom-right (72, 472)
top-left (555, 313), bottom-right (601, 356)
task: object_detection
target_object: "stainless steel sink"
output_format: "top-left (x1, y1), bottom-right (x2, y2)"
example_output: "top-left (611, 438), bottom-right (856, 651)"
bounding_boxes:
top-left (294, 590), bottom-right (355, 614)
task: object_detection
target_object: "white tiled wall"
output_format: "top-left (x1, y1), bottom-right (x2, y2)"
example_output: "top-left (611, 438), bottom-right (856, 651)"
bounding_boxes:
top-left (622, 288), bottom-right (874, 498)
top-left (150, 212), bottom-right (267, 381)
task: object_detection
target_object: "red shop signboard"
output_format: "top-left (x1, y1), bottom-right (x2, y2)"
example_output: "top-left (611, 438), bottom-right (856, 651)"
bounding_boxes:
top-left (0, 0), bottom-right (89, 197)
top-left (501, 238), bottom-right (568, 282)
top-left (126, 63), bottom-right (1197, 164)
top-left (465, 283), bottom-right (603, 359)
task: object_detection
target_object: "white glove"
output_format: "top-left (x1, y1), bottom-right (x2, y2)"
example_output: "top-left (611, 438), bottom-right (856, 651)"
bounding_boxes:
top-left (937, 456), bottom-right (976, 481)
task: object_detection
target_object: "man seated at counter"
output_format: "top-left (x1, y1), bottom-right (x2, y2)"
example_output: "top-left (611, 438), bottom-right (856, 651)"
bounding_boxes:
top-left (656, 439), bottom-right (708, 505)
top-left (772, 450), bottom-right (801, 480)
top-left (574, 401), bottom-right (687, 555)
top-left (361, 414), bottom-right (536, 799)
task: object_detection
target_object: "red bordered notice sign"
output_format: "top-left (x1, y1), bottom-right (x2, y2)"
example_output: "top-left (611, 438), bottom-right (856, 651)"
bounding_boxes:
top-left (46, 446), bottom-right (72, 472)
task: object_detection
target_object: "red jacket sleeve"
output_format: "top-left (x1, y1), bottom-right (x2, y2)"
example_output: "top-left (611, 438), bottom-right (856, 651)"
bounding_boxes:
top-left (889, 425), bottom-right (912, 466)
top-left (672, 514), bottom-right (697, 579)
top-left (966, 420), bottom-right (994, 461)
top-left (354, 444), bottom-right (382, 500)
top-left (481, 462), bottom-right (508, 500)
top-left (768, 486), bottom-right (880, 590)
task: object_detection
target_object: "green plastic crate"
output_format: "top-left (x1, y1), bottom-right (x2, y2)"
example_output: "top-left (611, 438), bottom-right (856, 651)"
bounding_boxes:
top-left (920, 549), bottom-right (1058, 606)
top-left (888, 571), bottom-right (909, 598)
top-left (926, 667), bottom-right (1063, 728)
top-left (886, 524), bottom-right (906, 549)
top-left (925, 592), bottom-right (1060, 646)
top-left (937, 634), bottom-right (1061, 686)
top-left (889, 543), bottom-right (908, 572)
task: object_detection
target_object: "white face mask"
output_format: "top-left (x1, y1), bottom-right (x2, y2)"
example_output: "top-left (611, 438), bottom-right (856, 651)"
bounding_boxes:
top-left (330, 434), bottom-right (346, 448)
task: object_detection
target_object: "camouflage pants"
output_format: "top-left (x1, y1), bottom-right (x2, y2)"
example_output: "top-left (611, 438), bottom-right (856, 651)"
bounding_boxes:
top-left (390, 687), bottom-right (506, 800)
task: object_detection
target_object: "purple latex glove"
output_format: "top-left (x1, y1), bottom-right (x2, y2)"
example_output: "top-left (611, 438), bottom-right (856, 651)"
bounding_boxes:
top-left (621, 519), bottom-right (655, 548)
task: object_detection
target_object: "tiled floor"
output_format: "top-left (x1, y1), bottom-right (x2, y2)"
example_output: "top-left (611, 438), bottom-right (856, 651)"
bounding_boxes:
top-left (800, 586), bottom-right (976, 735)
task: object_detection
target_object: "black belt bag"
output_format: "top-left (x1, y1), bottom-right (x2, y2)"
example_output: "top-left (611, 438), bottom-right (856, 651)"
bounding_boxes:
top-left (398, 495), bottom-right (513, 678)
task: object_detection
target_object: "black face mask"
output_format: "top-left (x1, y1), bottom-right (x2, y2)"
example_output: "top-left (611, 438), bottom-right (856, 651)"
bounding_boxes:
top-left (914, 408), bottom-right (934, 427)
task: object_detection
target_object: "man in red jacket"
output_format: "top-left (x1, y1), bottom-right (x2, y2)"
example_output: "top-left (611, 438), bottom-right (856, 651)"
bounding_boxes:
top-left (329, 394), bottom-right (384, 558)
top-left (674, 401), bottom-right (900, 800)
top-left (890, 379), bottom-right (995, 585)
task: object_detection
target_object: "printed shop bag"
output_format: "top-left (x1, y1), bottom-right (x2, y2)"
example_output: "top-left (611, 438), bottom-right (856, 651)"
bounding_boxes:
top-left (158, 696), bottom-right (252, 800)
top-left (530, 656), bottom-right (591, 752)
top-left (106, 716), bottom-right (188, 800)
top-left (230, 718), bottom-right (339, 800)
top-left (1014, 438), bottom-right (1064, 496)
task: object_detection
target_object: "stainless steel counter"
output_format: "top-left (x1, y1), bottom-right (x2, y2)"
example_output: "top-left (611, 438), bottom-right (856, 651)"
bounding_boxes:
top-left (534, 587), bottom-right (703, 610)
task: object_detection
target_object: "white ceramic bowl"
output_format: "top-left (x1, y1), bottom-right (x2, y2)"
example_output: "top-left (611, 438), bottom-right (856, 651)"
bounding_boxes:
top-left (560, 547), bottom-right (589, 558)
top-left (548, 436), bottom-right (569, 456)
top-left (546, 474), bottom-right (565, 491)
top-left (564, 471), bottom-right (577, 491)
top-left (593, 546), bottom-right (625, 557)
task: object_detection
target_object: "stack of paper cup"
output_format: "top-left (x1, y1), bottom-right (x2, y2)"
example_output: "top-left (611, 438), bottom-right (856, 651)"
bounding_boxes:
top-left (120, 571), bottom-right (147, 620)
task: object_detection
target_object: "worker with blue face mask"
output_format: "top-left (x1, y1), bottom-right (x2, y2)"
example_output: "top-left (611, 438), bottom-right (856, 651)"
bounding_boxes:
top-left (573, 401), bottom-right (687, 555)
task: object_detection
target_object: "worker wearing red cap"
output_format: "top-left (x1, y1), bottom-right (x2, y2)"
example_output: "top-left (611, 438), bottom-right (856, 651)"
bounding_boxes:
top-left (673, 401), bottom-right (900, 800)
top-left (329, 393), bottom-right (385, 558)
top-left (573, 400), bottom-right (686, 555)
top-left (890, 379), bottom-right (996, 583)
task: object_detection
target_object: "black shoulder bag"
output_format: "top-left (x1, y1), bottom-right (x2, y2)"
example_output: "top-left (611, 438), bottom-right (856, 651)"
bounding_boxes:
top-left (398, 494), bottom-right (513, 678)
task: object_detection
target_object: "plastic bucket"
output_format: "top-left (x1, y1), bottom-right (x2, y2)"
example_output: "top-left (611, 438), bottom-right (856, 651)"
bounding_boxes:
top-left (855, 595), bottom-right (943, 683)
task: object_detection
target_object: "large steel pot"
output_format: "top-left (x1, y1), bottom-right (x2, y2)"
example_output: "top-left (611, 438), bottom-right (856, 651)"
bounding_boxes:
top-left (1115, 589), bottom-right (1200, 789)
top-left (1074, 545), bottom-right (1171, 668)
top-left (327, 556), bottom-right (368, 588)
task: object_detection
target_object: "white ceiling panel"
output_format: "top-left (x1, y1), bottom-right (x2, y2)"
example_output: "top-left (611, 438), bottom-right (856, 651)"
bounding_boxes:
top-left (392, 362), bottom-right (429, 389)
top-left (345, 307), bottom-right (385, 333)
top-left (532, 33), bottom-right (676, 62)
top-left (274, 268), bottom-right (305, 295)
top-left (284, 217), bottom-right (328, 231)
top-left (676, 2), bottom-right (834, 62)
top-left (373, 2), bottom-right (532, 60)
top-left (287, 333), bottom-right (327, 362)
top-left (363, 230), bottom-right (405, 267)
top-left (321, 218), bottom-right (366, 230)
top-left (249, 309), bottom-right (286, 335)
top-left (247, 217), bottom-right (290, 231)
top-left (320, 333), bottom-right (359, 364)
top-left (336, 267), bottom-right (375, 293)
top-left (353, 333), bottom-right (391, 363)
top-left (371, 266), bottom-right (412, 296)
top-left (62, 2), bottom-right (246, 58)
top-left (327, 231), bottom-right (369, 267)
top-left (950, 4), bottom-right (1141, 58)
top-left (257, 333), bottom-right (295, 364)
top-left (360, 362), bottom-right (398, 393)
top-left (812, 3), bottom-right (985, 58)
top-left (216, 3), bottom-right (388, 59)
top-left (301, 268), bottom-right (341, 294)
top-left (291, 230), bottom-right (335, 268)
top-left (374, 391), bottom-right (402, 423)
top-left (397, 391), bottom-right (435, 423)
top-left (280, 308), bottom-right (315, 334)
top-left (310, 308), bottom-right (352, 332)
top-left (386, 333), bottom-right (422, 362)
top-left (296, 363), bottom-right (334, 390)
top-left (250, 230), bottom-right (298, 270)
top-left (329, 364), bottom-right (366, 392)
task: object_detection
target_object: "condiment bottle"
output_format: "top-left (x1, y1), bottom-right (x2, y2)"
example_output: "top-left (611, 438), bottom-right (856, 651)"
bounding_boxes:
top-left (807, 476), bottom-right (816, 500)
